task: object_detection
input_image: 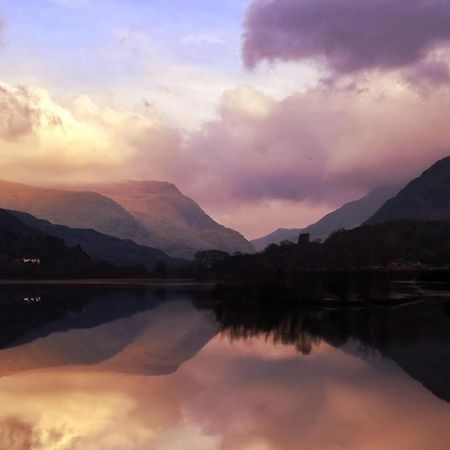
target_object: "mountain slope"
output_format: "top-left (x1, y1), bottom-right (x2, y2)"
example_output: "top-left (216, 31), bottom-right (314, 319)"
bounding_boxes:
top-left (366, 156), bottom-right (450, 224)
top-left (252, 186), bottom-right (400, 251)
top-left (9, 210), bottom-right (183, 270)
top-left (0, 178), bottom-right (253, 259)
top-left (90, 181), bottom-right (254, 258)
top-left (0, 179), bottom-right (153, 244)
top-left (0, 208), bottom-right (93, 276)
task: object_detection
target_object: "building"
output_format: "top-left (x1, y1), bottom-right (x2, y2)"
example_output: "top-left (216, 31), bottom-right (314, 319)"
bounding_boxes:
top-left (21, 258), bottom-right (41, 265)
top-left (297, 234), bottom-right (310, 245)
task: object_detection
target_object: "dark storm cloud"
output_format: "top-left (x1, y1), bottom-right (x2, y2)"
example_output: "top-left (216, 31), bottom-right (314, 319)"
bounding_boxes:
top-left (243, 0), bottom-right (450, 77)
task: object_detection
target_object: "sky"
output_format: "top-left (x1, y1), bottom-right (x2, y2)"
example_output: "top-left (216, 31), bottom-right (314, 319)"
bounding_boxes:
top-left (1, 0), bottom-right (450, 238)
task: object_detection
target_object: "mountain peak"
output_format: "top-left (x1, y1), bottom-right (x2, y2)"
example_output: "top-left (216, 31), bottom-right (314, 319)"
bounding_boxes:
top-left (106, 180), bottom-right (182, 196)
top-left (92, 181), bottom-right (253, 258)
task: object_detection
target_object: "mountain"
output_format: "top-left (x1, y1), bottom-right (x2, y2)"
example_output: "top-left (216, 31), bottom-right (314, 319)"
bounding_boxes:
top-left (366, 156), bottom-right (450, 224)
top-left (0, 178), bottom-right (253, 259)
top-left (88, 181), bottom-right (254, 259)
top-left (9, 210), bottom-right (183, 270)
top-left (0, 208), bottom-right (94, 276)
top-left (252, 186), bottom-right (400, 251)
top-left (0, 179), bottom-right (153, 244)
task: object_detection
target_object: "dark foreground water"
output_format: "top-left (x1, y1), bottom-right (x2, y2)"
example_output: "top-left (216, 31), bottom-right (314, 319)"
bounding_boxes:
top-left (0, 282), bottom-right (450, 450)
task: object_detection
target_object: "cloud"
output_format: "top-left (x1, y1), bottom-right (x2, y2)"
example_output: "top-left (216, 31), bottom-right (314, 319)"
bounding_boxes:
top-left (243, 0), bottom-right (450, 82)
top-left (1, 78), bottom-right (450, 238)
top-left (164, 76), bottom-right (450, 235)
top-left (0, 85), bottom-right (45, 140)
top-left (182, 81), bottom-right (450, 208)
top-left (0, 82), bottom-right (181, 184)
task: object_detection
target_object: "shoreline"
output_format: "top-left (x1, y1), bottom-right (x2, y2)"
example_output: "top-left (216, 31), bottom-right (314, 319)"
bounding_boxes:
top-left (0, 278), bottom-right (215, 287)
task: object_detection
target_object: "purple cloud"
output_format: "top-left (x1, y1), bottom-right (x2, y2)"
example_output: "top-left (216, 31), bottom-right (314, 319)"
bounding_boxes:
top-left (243, 0), bottom-right (450, 76)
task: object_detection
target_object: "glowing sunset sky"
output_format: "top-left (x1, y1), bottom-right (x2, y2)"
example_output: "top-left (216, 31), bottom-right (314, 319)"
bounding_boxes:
top-left (1, 0), bottom-right (450, 237)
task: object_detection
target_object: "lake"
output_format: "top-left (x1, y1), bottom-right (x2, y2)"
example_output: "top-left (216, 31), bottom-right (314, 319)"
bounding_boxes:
top-left (0, 282), bottom-right (449, 450)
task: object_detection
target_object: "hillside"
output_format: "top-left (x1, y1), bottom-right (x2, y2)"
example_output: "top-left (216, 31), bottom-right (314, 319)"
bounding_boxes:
top-left (366, 156), bottom-right (450, 224)
top-left (0, 208), bottom-right (92, 277)
top-left (9, 210), bottom-right (183, 270)
top-left (0, 179), bottom-right (253, 259)
top-left (0, 179), bottom-right (153, 244)
top-left (89, 181), bottom-right (254, 259)
top-left (208, 220), bottom-right (450, 275)
top-left (252, 186), bottom-right (399, 251)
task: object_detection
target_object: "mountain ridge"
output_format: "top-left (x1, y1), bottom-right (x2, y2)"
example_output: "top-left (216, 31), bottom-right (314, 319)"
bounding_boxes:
top-left (84, 180), bottom-right (254, 258)
top-left (252, 185), bottom-right (400, 251)
top-left (0, 178), bottom-right (253, 259)
top-left (8, 210), bottom-right (183, 270)
top-left (366, 156), bottom-right (450, 224)
top-left (0, 178), bottom-right (153, 244)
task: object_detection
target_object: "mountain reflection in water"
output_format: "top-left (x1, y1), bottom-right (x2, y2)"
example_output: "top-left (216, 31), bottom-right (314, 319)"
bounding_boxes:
top-left (0, 283), bottom-right (449, 450)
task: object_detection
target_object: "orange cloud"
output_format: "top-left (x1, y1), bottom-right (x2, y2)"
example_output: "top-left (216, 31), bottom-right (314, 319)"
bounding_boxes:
top-left (0, 82), bottom-right (181, 184)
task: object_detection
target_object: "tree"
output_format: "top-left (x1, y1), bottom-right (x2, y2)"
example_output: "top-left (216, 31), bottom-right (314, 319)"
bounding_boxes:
top-left (154, 260), bottom-right (168, 277)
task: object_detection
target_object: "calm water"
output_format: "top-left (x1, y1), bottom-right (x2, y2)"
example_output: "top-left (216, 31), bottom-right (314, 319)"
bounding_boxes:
top-left (0, 283), bottom-right (450, 450)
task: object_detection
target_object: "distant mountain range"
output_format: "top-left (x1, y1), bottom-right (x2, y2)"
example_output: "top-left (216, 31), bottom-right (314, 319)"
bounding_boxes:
top-left (366, 156), bottom-right (450, 224)
top-left (0, 179), bottom-right (253, 259)
top-left (1, 155), bottom-right (449, 265)
top-left (254, 155), bottom-right (450, 251)
top-left (252, 185), bottom-right (400, 251)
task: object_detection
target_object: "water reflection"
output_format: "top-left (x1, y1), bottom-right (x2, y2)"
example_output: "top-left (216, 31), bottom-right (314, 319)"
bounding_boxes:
top-left (0, 286), bottom-right (217, 376)
top-left (0, 285), bottom-right (449, 449)
top-left (210, 299), bottom-right (450, 403)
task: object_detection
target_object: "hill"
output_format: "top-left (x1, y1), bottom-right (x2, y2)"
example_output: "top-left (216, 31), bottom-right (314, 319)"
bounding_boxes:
top-left (0, 208), bottom-right (92, 277)
top-left (252, 186), bottom-right (399, 251)
top-left (9, 210), bottom-right (183, 270)
top-left (367, 156), bottom-right (450, 224)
